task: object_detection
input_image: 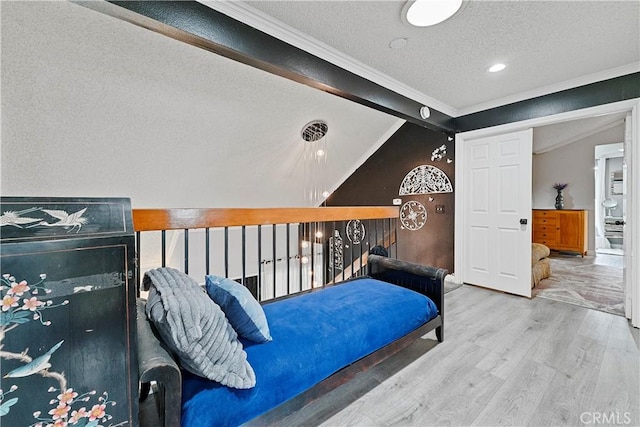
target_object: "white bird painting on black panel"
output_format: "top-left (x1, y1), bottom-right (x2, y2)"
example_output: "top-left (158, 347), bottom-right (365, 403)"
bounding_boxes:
top-left (0, 207), bottom-right (42, 228)
top-left (29, 208), bottom-right (88, 233)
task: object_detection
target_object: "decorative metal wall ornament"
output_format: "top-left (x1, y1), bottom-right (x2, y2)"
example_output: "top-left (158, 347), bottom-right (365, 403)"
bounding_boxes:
top-left (400, 201), bottom-right (427, 231)
top-left (399, 165), bottom-right (453, 195)
top-left (431, 144), bottom-right (447, 161)
top-left (346, 220), bottom-right (365, 245)
top-left (328, 230), bottom-right (343, 270)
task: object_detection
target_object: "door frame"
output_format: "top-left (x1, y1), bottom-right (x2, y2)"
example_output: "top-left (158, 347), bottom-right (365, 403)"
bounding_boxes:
top-left (454, 98), bottom-right (640, 327)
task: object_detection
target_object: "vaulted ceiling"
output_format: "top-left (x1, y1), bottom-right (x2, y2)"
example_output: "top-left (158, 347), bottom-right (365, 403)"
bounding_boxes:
top-left (1, 1), bottom-right (637, 207)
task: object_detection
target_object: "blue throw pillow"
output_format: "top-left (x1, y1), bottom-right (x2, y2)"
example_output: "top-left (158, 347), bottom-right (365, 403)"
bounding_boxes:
top-left (205, 275), bottom-right (272, 343)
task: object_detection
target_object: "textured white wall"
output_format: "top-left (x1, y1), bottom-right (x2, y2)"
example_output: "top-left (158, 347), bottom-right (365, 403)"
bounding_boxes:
top-left (1, 1), bottom-right (401, 208)
top-left (532, 124), bottom-right (625, 252)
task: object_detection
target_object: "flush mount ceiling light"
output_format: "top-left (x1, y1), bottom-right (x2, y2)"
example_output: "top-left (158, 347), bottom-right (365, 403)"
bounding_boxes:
top-left (487, 63), bottom-right (507, 73)
top-left (403, 0), bottom-right (463, 27)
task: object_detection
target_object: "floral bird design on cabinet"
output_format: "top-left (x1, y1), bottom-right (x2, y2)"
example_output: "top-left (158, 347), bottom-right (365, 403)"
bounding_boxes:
top-left (0, 197), bottom-right (138, 427)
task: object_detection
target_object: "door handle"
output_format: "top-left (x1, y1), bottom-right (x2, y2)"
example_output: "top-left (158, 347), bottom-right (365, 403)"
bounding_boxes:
top-left (520, 218), bottom-right (527, 225)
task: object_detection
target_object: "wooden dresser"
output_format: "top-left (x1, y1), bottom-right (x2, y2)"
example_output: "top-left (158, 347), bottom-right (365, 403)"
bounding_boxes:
top-left (532, 209), bottom-right (588, 256)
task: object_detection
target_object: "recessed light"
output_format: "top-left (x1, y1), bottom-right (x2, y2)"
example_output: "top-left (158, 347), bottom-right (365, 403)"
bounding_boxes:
top-left (403, 0), bottom-right (463, 27)
top-left (389, 38), bottom-right (408, 49)
top-left (488, 63), bottom-right (507, 73)
top-left (420, 106), bottom-right (431, 119)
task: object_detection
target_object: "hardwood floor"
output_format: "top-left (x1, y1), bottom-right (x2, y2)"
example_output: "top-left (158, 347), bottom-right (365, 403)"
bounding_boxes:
top-left (276, 285), bottom-right (639, 426)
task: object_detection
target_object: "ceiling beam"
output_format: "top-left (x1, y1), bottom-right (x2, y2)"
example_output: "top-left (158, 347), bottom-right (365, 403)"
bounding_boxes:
top-left (76, 0), bottom-right (455, 133)
top-left (456, 73), bottom-right (639, 132)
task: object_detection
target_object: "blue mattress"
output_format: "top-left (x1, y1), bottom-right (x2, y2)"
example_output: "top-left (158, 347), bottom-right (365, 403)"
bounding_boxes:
top-left (181, 277), bottom-right (438, 427)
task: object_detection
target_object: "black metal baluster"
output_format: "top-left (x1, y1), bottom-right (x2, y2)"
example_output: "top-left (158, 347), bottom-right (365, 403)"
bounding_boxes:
top-left (161, 230), bottom-right (166, 267)
top-left (330, 221), bottom-right (335, 284)
top-left (299, 223), bottom-right (303, 292)
top-left (136, 231), bottom-right (141, 294)
top-left (383, 219), bottom-right (387, 251)
top-left (205, 228), bottom-right (210, 275)
top-left (272, 224), bottom-right (277, 298)
top-left (310, 222), bottom-right (315, 289)
top-left (224, 227), bottom-right (229, 278)
top-left (258, 225), bottom-right (262, 301)
top-left (358, 220), bottom-right (363, 276)
top-left (350, 225), bottom-right (354, 279)
top-left (341, 221), bottom-right (345, 283)
top-left (184, 229), bottom-right (189, 275)
top-left (393, 218), bottom-right (398, 258)
top-left (388, 218), bottom-right (392, 256)
top-left (286, 223), bottom-right (291, 295)
top-left (242, 225), bottom-right (246, 286)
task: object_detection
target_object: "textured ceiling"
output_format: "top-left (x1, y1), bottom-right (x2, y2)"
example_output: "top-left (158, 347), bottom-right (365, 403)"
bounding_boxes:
top-left (233, 0), bottom-right (639, 116)
top-left (2, 1), bottom-right (633, 209)
top-left (1, 1), bottom-right (401, 207)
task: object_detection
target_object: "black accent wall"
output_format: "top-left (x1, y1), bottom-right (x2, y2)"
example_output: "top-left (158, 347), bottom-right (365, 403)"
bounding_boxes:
top-left (326, 123), bottom-right (454, 272)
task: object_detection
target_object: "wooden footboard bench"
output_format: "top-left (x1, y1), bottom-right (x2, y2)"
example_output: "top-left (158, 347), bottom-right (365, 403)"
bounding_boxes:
top-left (133, 207), bottom-right (445, 426)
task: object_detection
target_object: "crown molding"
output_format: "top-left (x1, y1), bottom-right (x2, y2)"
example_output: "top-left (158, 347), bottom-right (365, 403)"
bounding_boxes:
top-left (200, 1), bottom-right (638, 120)
top-left (199, 0), bottom-right (458, 118)
top-left (458, 63), bottom-right (640, 117)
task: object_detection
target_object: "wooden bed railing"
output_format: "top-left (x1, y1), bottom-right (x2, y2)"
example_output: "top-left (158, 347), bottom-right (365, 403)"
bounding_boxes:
top-left (133, 207), bottom-right (399, 301)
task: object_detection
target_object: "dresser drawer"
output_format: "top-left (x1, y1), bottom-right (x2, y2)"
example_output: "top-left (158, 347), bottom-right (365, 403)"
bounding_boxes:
top-left (533, 236), bottom-right (557, 247)
top-left (534, 230), bottom-right (556, 241)
top-left (533, 216), bottom-right (557, 226)
top-left (533, 223), bottom-right (557, 233)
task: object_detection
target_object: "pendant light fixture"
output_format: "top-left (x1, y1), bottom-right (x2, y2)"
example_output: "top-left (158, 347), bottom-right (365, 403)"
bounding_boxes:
top-left (403, 0), bottom-right (463, 27)
top-left (301, 120), bottom-right (329, 205)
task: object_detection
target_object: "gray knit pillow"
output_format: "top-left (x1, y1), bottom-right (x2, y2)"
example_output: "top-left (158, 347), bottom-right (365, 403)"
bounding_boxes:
top-left (144, 267), bottom-right (256, 389)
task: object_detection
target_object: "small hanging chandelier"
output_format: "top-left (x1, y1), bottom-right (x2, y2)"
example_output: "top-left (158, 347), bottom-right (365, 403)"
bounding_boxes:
top-left (301, 120), bottom-right (330, 205)
top-left (301, 121), bottom-right (328, 142)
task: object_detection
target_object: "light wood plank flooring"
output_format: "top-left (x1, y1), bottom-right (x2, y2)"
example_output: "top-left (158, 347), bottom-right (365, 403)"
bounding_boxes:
top-left (273, 285), bottom-right (639, 427)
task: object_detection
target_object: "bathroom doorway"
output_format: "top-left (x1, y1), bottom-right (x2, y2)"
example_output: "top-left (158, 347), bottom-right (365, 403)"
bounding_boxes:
top-left (595, 143), bottom-right (625, 256)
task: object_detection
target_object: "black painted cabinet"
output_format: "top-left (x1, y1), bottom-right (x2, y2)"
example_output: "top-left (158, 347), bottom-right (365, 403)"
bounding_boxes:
top-left (0, 197), bottom-right (138, 426)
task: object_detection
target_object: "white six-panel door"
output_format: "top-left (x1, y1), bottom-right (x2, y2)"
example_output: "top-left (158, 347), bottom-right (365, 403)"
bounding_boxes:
top-left (462, 129), bottom-right (533, 297)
